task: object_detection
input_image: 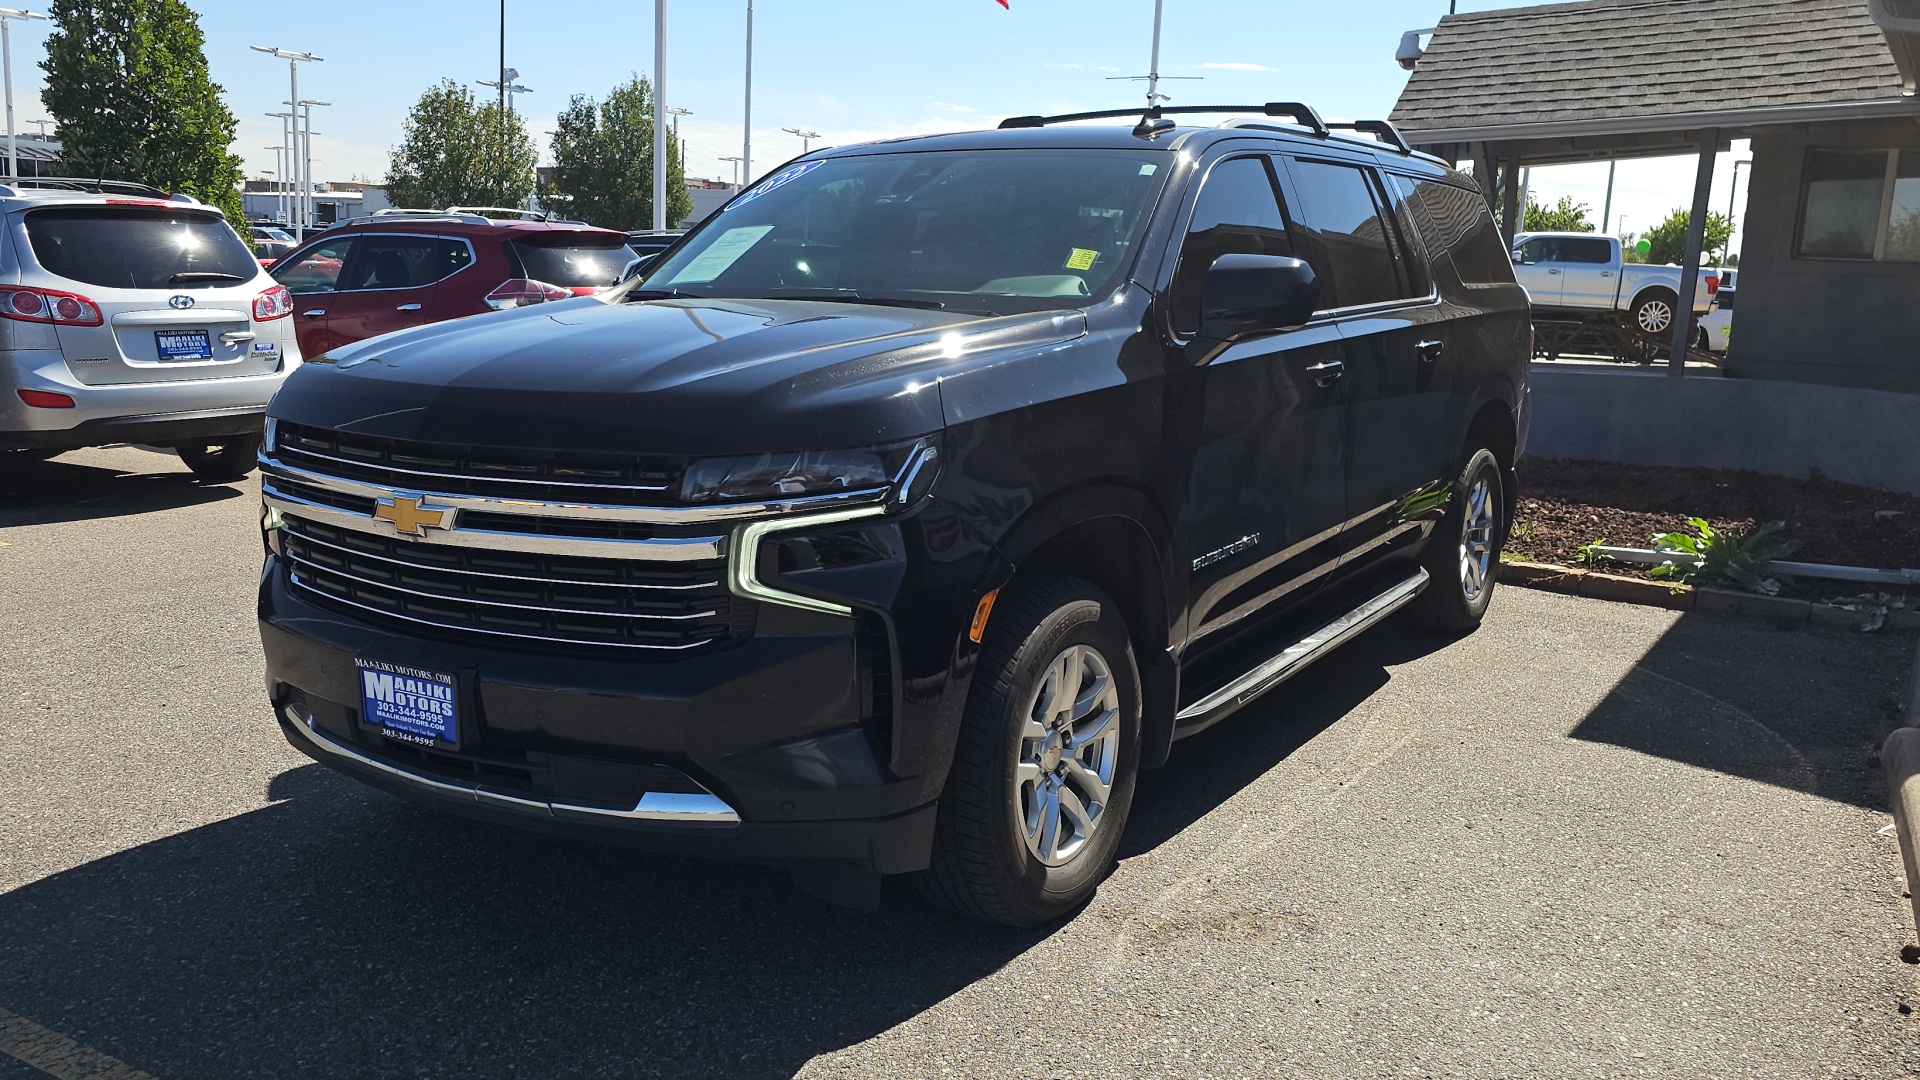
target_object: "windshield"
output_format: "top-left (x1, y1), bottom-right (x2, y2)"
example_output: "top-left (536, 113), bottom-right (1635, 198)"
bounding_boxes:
top-left (25, 208), bottom-right (261, 290)
top-left (637, 149), bottom-right (1171, 315)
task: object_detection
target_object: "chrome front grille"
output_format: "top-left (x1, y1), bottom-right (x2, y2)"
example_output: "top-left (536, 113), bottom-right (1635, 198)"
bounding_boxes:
top-left (273, 421), bottom-right (684, 506)
top-left (280, 516), bottom-right (745, 652)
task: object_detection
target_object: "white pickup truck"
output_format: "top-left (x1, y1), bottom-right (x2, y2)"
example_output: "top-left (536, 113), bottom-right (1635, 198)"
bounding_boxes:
top-left (1511, 232), bottom-right (1717, 339)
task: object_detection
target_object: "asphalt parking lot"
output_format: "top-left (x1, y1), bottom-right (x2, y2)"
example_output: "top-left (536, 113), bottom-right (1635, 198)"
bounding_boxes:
top-left (3, 446), bottom-right (1918, 1080)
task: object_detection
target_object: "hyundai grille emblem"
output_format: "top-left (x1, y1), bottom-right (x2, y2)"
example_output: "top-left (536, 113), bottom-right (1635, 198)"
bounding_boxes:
top-left (169, 295), bottom-right (195, 310)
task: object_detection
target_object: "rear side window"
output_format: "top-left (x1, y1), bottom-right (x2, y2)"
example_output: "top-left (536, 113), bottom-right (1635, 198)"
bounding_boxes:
top-left (24, 208), bottom-right (259, 290)
top-left (1396, 176), bottom-right (1515, 286)
top-left (1285, 160), bottom-right (1406, 309)
top-left (274, 238), bottom-right (356, 293)
top-left (506, 235), bottom-right (638, 288)
top-left (1560, 237), bottom-right (1614, 264)
top-left (1171, 156), bottom-right (1293, 336)
top-left (341, 235), bottom-right (472, 290)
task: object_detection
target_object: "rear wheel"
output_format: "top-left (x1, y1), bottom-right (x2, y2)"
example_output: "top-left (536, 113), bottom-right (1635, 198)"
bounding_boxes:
top-left (1631, 291), bottom-right (1676, 337)
top-left (917, 575), bottom-right (1142, 927)
top-left (177, 433), bottom-right (262, 484)
top-left (1413, 446), bottom-right (1505, 633)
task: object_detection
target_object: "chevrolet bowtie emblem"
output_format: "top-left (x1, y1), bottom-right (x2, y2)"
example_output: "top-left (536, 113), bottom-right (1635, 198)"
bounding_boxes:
top-left (373, 496), bottom-right (449, 536)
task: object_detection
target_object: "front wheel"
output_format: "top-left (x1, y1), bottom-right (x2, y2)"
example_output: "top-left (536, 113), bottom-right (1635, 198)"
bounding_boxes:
top-left (1413, 446), bottom-right (1506, 633)
top-left (917, 575), bottom-right (1142, 927)
top-left (176, 433), bottom-right (262, 484)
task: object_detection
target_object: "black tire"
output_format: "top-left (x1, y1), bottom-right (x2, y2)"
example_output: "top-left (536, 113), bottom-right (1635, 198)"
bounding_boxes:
top-left (176, 433), bottom-right (262, 484)
top-left (1630, 290), bottom-right (1677, 339)
top-left (916, 575), bottom-right (1142, 927)
top-left (1413, 446), bottom-right (1506, 634)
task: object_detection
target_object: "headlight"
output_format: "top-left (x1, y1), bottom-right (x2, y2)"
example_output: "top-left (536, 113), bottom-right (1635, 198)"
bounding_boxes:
top-left (682, 444), bottom-right (918, 503)
top-left (262, 416), bottom-right (278, 454)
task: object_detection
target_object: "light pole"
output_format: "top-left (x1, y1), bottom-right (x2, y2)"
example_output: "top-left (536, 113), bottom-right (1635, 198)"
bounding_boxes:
top-left (665, 105), bottom-right (689, 176)
top-left (1724, 159), bottom-right (1751, 263)
top-left (1105, 0), bottom-right (1198, 108)
top-left (0, 8), bottom-right (47, 181)
top-left (265, 111), bottom-right (292, 223)
top-left (742, 0), bottom-right (753, 186)
top-left (250, 47), bottom-right (323, 230)
top-left (265, 145), bottom-right (283, 223)
top-left (653, 0), bottom-right (668, 230)
top-left (719, 155), bottom-right (742, 187)
top-left (782, 127), bottom-right (819, 153)
top-left (297, 100), bottom-right (328, 231)
top-left (478, 71), bottom-right (533, 116)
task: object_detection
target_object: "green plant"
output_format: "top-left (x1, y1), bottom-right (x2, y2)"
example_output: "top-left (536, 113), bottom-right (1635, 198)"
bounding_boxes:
top-left (1647, 518), bottom-right (1798, 595)
top-left (1570, 537), bottom-right (1610, 567)
top-left (1640, 208), bottom-right (1734, 266)
top-left (386, 80), bottom-right (538, 210)
top-left (546, 75), bottom-right (693, 230)
top-left (1509, 520), bottom-right (1538, 543)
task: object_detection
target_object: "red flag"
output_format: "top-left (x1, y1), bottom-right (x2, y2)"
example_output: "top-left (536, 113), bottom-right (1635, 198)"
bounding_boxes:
top-left (995, 0), bottom-right (1009, 7)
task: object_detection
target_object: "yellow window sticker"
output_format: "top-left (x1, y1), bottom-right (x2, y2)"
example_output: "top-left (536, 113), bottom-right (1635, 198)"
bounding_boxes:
top-left (1065, 248), bottom-right (1099, 271)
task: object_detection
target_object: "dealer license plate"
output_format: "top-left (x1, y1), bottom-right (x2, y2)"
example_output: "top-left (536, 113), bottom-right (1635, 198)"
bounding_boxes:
top-left (155, 329), bottom-right (213, 361)
top-left (355, 658), bottom-right (458, 747)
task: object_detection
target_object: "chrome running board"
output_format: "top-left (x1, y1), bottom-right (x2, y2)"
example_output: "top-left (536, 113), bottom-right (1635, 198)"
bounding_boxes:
top-left (1173, 569), bottom-right (1428, 734)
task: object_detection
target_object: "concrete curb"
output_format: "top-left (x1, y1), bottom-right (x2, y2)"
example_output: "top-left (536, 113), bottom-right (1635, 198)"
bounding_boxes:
top-left (1498, 561), bottom-right (1920, 630)
top-left (1883, 640), bottom-right (1920, 945)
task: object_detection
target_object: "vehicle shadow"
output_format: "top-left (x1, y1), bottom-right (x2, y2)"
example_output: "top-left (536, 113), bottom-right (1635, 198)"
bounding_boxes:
top-left (0, 764), bottom-right (1040, 1080)
top-left (1123, 615), bottom-right (1455, 856)
top-left (1567, 612), bottom-right (1914, 811)
top-left (0, 452), bottom-right (245, 528)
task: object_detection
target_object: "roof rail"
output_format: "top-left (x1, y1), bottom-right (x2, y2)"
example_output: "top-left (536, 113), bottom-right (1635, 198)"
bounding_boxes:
top-left (1, 176), bottom-right (171, 198)
top-left (999, 102), bottom-right (1330, 137)
top-left (1325, 120), bottom-right (1413, 155)
top-left (444, 206), bottom-right (550, 221)
top-left (330, 212), bottom-right (498, 229)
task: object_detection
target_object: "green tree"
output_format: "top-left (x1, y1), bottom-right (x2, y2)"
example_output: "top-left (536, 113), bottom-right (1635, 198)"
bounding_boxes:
top-left (1641, 207), bottom-right (1734, 266)
top-left (545, 74), bottom-right (691, 230)
top-left (40, 0), bottom-right (246, 225)
top-left (386, 80), bottom-right (536, 210)
top-left (1522, 195), bottom-right (1593, 233)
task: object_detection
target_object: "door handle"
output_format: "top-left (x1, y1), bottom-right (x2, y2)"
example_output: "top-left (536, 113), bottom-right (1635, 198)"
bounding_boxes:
top-left (302, 309), bottom-right (327, 317)
top-left (1601, 272), bottom-right (1614, 277)
top-left (1416, 339), bottom-right (1445, 363)
top-left (396, 303), bottom-right (422, 311)
top-left (1304, 359), bottom-right (1345, 387)
top-left (1547, 269), bottom-right (1561, 275)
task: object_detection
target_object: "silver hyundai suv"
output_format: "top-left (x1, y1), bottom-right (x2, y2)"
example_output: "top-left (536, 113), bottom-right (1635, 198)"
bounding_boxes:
top-left (0, 180), bottom-right (301, 482)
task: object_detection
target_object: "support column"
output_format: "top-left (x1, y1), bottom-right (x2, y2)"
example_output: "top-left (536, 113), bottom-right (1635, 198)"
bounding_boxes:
top-left (1474, 141), bottom-right (1497, 213)
top-left (1499, 155), bottom-right (1521, 248)
top-left (1668, 129), bottom-right (1719, 378)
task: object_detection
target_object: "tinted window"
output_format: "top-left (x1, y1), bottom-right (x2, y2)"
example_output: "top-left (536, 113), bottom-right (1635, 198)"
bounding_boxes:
top-left (1171, 156), bottom-right (1292, 336)
top-left (641, 150), bottom-right (1170, 315)
top-left (25, 208), bottom-right (260, 290)
top-left (1561, 237), bottom-right (1614, 264)
top-left (1396, 175), bottom-right (1513, 285)
top-left (341, 235), bottom-right (471, 290)
top-left (1515, 237), bottom-right (1559, 264)
top-left (509, 236), bottom-right (640, 288)
top-left (1286, 160), bottom-right (1403, 308)
top-left (272, 238), bottom-right (357, 293)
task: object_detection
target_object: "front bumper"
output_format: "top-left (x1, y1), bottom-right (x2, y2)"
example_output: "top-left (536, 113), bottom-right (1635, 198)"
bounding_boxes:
top-left (260, 557), bottom-right (956, 873)
top-left (0, 348), bottom-right (297, 450)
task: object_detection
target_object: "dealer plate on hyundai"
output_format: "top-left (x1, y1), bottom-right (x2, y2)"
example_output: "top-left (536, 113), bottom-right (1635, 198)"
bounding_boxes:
top-left (356, 658), bottom-right (458, 747)
top-left (155, 329), bottom-right (213, 361)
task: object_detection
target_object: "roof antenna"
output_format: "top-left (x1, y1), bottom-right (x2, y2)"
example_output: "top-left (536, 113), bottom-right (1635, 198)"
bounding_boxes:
top-left (1107, 0), bottom-right (1199, 136)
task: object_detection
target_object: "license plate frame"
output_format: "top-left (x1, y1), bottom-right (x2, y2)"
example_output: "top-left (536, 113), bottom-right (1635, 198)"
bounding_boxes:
top-left (354, 658), bottom-right (459, 748)
top-left (154, 329), bottom-right (214, 361)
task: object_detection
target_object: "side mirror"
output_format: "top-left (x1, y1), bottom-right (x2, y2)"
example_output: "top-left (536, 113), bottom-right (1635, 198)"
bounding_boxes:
top-left (1199, 254), bottom-right (1320, 343)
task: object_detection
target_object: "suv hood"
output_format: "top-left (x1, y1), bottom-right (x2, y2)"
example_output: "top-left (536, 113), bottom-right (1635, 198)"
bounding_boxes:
top-left (270, 296), bottom-right (1086, 456)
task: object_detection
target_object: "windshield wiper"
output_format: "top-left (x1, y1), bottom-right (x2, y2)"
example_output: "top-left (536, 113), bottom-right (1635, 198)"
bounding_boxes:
top-left (170, 271), bottom-right (248, 283)
top-left (626, 287), bottom-right (707, 300)
top-left (756, 289), bottom-right (948, 311)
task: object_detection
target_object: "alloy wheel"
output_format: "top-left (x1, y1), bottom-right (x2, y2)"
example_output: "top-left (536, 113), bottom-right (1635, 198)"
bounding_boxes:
top-left (1014, 643), bottom-right (1121, 867)
top-left (1637, 299), bottom-right (1674, 335)
top-left (1459, 474), bottom-right (1497, 602)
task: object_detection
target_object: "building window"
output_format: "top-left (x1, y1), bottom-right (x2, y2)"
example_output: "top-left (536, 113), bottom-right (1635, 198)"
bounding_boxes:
top-left (1797, 148), bottom-right (1920, 262)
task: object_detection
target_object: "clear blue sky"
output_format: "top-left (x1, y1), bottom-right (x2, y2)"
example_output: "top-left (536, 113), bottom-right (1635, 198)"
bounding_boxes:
top-left (1, 0), bottom-right (1752, 251)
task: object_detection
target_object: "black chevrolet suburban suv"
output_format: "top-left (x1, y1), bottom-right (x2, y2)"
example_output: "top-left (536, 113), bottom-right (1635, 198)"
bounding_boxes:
top-left (257, 103), bottom-right (1529, 926)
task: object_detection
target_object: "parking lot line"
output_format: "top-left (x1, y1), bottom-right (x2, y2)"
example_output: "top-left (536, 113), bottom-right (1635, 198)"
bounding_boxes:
top-left (0, 1008), bottom-right (156, 1080)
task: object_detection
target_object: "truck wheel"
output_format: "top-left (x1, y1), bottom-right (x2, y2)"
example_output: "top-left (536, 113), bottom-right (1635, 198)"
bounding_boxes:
top-left (177, 433), bottom-right (262, 484)
top-left (1631, 291), bottom-right (1676, 337)
top-left (1413, 446), bottom-right (1505, 634)
top-left (917, 575), bottom-right (1142, 927)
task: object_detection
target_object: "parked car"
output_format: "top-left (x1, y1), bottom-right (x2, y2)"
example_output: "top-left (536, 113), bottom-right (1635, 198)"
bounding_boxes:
top-left (268, 214), bottom-right (640, 356)
top-left (624, 229), bottom-right (685, 269)
top-left (1, 179), bottom-right (299, 479)
top-left (1698, 283), bottom-right (1734, 352)
top-left (256, 104), bottom-right (1529, 924)
top-left (1510, 231), bottom-right (1716, 338)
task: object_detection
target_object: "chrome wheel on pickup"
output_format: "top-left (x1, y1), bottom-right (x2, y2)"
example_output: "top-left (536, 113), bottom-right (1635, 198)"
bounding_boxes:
top-left (1633, 292), bottom-right (1676, 336)
top-left (919, 575), bottom-right (1141, 927)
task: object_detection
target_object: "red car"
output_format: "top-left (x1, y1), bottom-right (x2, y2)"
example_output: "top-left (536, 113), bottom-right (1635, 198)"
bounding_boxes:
top-left (268, 215), bottom-right (639, 356)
